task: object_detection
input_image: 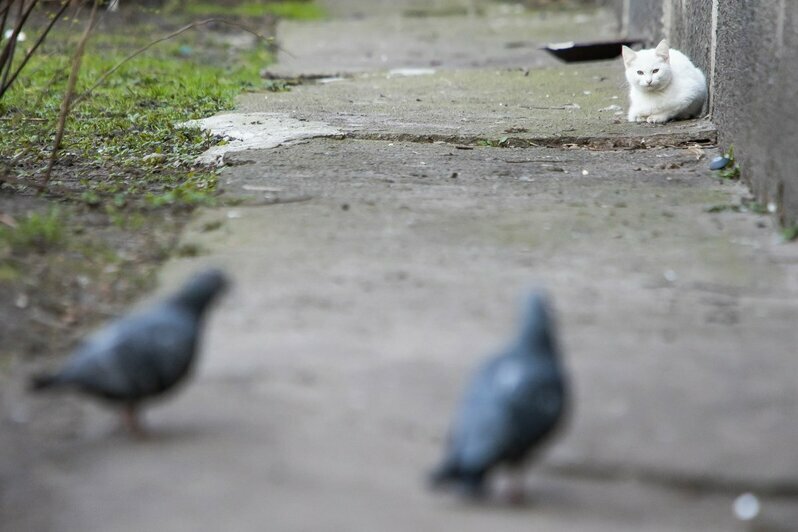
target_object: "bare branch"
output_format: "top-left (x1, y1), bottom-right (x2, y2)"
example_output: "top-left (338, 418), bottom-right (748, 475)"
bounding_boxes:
top-left (41, 0), bottom-right (100, 190)
top-left (1, 2), bottom-right (12, 42)
top-left (0, 0), bottom-right (39, 88)
top-left (0, 0), bottom-right (71, 98)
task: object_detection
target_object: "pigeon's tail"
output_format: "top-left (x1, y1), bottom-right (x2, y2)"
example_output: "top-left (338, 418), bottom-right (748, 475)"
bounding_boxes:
top-left (428, 461), bottom-right (459, 490)
top-left (428, 462), bottom-right (486, 499)
top-left (29, 373), bottom-right (62, 391)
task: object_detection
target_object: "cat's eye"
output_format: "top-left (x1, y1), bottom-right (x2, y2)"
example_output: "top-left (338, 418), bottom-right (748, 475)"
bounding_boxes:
top-left (653, 68), bottom-right (660, 74)
top-left (637, 70), bottom-right (644, 75)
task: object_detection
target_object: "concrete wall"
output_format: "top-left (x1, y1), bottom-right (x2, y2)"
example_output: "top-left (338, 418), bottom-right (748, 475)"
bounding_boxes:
top-left (615, 0), bottom-right (798, 224)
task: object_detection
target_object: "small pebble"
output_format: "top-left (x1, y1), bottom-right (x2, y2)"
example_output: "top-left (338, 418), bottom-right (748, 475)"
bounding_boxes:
top-left (733, 493), bottom-right (760, 521)
top-left (142, 153), bottom-right (166, 164)
top-left (15, 293), bottom-right (29, 309)
top-left (663, 270), bottom-right (678, 283)
top-left (709, 156), bottom-right (731, 170)
top-left (9, 407), bottom-right (29, 425)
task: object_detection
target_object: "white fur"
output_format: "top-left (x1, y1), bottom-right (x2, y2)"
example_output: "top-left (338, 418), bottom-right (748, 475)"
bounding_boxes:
top-left (622, 40), bottom-right (707, 124)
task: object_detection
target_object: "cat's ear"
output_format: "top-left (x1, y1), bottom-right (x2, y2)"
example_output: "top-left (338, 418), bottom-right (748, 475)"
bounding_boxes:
top-left (655, 40), bottom-right (670, 62)
top-left (621, 45), bottom-right (636, 67)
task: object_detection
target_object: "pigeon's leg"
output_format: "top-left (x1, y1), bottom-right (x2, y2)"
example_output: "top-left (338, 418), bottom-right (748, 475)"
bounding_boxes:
top-left (120, 404), bottom-right (146, 438)
top-left (455, 472), bottom-right (487, 501)
top-left (499, 469), bottom-right (527, 505)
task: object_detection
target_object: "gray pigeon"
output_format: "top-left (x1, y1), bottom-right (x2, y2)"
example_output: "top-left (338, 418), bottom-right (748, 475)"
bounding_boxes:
top-left (429, 291), bottom-right (567, 499)
top-left (30, 269), bottom-right (229, 435)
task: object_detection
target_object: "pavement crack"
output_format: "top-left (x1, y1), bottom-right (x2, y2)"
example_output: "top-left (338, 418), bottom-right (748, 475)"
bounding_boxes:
top-left (544, 461), bottom-right (798, 497)
top-left (344, 130), bottom-right (717, 150)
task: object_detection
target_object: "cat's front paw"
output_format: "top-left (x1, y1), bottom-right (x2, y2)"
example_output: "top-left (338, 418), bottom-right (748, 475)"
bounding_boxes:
top-left (646, 113), bottom-right (671, 124)
top-left (627, 109), bottom-right (646, 122)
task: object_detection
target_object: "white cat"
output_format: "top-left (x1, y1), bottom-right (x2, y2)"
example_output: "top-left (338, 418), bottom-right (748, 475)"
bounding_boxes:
top-left (621, 40), bottom-right (707, 123)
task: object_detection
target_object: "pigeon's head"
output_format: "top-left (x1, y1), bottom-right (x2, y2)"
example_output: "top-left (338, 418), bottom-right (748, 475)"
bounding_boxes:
top-left (517, 291), bottom-right (557, 357)
top-left (171, 269), bottom-right (230, 313)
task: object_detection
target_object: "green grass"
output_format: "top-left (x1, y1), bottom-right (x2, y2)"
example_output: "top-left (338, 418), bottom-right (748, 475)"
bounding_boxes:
top-left (185, 1), bottom-right (325, 20)
top-left (477, 137), bottom-right (511, 148)
top-left (0, 263), bottom-right (20, 282)
top-left (705, 199), bottom-right (768, 215)
top-left (714, 144), bottom-right (741, 180)
top-left (783, 225), bottom-right (798, 242)
top-left (0, 208), bottom-right (66, 254)
top-left (0, 21), bottom-right (273, 206)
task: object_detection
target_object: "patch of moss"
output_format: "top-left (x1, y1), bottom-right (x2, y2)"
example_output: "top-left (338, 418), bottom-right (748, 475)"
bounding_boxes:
top-left (0, 263), bottom-right (20, 282)
top-left (201, 220), bottom-right (224, 232)
top-left (478, 137), bottom-right (511, 148)
top-left (0, 209), bottom-right (66, 254)
top-left (175, 242), bottom-right (204, 257)
top-left (184, 1), bottom-right (325, 20)
top-left (782, 225), bottom-right (798, 242)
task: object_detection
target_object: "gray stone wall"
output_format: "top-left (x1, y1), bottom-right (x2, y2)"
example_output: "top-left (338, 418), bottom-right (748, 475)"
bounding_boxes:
top-left (713, 1), bottom-right (798, 224)
top-left (662, 1), bottom-right (712, 85)
top-left (627, 0), bottom-right (662, 45)
top-left (616, 0), bottom-right (798, 224)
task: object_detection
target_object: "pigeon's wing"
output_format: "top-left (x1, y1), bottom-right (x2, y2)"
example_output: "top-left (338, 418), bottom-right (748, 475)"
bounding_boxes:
top-left (452, 354), bottom-right (564, 472)
top-left (506, 365), bottom-right (565, 457)
top-left (56, 306), bottom-right (197, 401)
top-left (452, 395), bottom-right (517, 473)
top-left (449, 356), bottom-right (519, 471)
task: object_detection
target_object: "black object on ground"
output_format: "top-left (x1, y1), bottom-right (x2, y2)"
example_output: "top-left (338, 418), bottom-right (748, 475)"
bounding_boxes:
top-left (543, 39), bottom-right (644, 62)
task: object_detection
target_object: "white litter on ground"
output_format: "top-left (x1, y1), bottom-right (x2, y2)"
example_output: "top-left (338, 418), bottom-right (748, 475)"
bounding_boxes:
top-left (387, 68), bottom-right (436, 78)
top-left (182, 113), bottom-right (341, 165)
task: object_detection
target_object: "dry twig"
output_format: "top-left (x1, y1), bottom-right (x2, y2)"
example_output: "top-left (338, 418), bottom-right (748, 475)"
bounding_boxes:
top-left (41, 0), bottom-right (100, 190)
top-left (0, 0), bottom-right (71, 98)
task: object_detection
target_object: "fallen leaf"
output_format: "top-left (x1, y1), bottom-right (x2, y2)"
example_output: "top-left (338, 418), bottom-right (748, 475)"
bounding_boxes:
top-left (687, 144), bottom-right (705, 160)
top-left (0, 213), bottom-right (17, 228)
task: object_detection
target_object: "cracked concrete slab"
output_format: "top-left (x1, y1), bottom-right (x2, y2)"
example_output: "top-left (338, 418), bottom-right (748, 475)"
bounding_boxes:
top-left (14, 139), bottom-right (798, 531)
top-left (201, 141), bottom-right (798, 491)
top-left (243, 65), bottom-right (716, 150)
